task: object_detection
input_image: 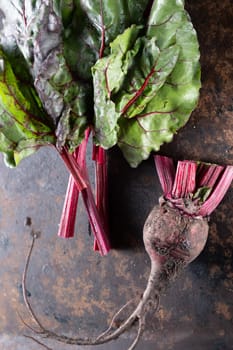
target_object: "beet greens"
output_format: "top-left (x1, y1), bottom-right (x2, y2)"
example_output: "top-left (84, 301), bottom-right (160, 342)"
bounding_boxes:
top-left (0, 0), bottom-right (201, 252)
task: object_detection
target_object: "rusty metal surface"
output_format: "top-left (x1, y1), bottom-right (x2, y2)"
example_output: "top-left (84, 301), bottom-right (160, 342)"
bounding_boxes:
top-left (0, 0), bottom-right (233, 349)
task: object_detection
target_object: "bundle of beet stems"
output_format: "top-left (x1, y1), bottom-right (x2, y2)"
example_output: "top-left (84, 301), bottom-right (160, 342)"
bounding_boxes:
top-left (21, 155), bottom-right (233, 349)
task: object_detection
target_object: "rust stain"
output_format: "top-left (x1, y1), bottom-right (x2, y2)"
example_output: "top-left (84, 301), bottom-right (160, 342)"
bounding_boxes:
top-left (223, 278), bottom-right (233, 292)
top-left (209, 264), bottom-right (222, 278)
top-left (157, 307), bottom-right (172, 322)
top-left (180, 314), bottom-right (192, 322)
top-left (218, 329), bottom-right (225, 337)
top-left (52, 277), bottom-right (94, 317)
top-left (215, 301), bottom-right (232, 321)
top-left (183, 277), bottom-right (193, 290)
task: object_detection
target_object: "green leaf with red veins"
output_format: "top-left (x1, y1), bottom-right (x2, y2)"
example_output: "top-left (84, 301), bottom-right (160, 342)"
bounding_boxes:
top-left (92, 24), bottom-right (180, 150)
top-left (92, 25), bottom-right (142, 148)
top-left (78, 0), bottom-right (150, 53)
top-left (61, 0), bottom-right (150, 79)
top-left (10, 0), bottom-right (90, 149)
top-left (0, 49), bottom-right (54, 167)
top-left (115, 42), bottom-right (180, 118)
top-left (117, 0), bottom-right (201, 167)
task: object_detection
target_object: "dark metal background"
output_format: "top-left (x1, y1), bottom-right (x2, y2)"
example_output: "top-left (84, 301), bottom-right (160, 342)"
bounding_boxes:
top-left (0, 0), bottom-right (232, 349)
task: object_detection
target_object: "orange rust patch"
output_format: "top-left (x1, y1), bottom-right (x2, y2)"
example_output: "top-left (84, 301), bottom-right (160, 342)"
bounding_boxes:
top-left (157, 307), bottom-right (172, 322)
top-left (215, 301), bottom-right (232, 320)
top-left (209, 264), bottom-right (222, 278)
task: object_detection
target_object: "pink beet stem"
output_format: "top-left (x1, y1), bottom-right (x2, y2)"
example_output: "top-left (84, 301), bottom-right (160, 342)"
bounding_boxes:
top-left (93, 145), bottom-right (105, 163)
top-left (172, 161), bottom-right (197, 198)
top-left (197, 164), bottom-right (224, 188)
top-left (58, 147), bottom-right (80, 238)
top-left (58, 172), bottom-right (80, 238)
top-left (82, 186), bottom-right (110, 255)
top-left (92, 145), bottom-right (109, 251)
top-left (154, 155), bottom-right (175, 197)
top-left (198, 165), bottom-right (233, 216)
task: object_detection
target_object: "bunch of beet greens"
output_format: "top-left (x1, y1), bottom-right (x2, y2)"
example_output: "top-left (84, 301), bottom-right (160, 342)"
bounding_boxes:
top-left (0, 0), bottom-right (201, 255)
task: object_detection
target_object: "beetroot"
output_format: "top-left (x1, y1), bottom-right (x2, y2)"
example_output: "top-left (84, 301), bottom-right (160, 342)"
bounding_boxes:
top-left (144, 203), bottom-right (209, 268)
top-left (21, 156), bottom-right (233, 350)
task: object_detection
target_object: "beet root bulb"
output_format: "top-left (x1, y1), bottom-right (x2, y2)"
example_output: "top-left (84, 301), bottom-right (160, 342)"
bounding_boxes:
top-left (144, 202), bottom-right (209, 268)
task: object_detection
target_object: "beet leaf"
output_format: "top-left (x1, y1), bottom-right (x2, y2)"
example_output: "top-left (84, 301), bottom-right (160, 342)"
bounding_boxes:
top-left (93, 0), bottom-right (201, 167)
top-left (0, 48), bottom-right (54, 166)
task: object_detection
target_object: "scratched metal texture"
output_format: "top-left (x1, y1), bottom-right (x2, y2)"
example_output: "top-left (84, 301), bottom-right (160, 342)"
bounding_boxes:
top-left (0, 0), bottom-right (232, 349)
